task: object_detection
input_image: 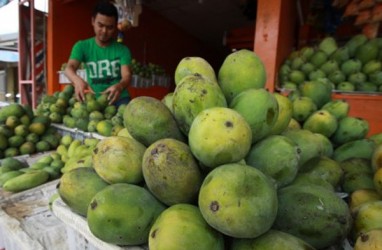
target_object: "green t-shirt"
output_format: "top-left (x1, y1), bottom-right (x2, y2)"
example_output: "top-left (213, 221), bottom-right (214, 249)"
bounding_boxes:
top-left (69, 37), bottom-right (132, 99)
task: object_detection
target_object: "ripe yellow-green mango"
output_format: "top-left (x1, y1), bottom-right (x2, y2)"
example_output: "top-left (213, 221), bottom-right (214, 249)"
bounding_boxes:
top-left (58, 167), bottom-right (109, 217)
top-left (198, 163), bottom-right (277, 238)
top-left (282, 129), bottom-right (324, 167)
top-left (67, 139), bottom-right (82, 158)
top-left (372, 143), bottom-right (382, 172)
top-left (218, 49), bottom-right (266, 103)
top-left (354, 229), bottom-right (382, 250)
top-left (61, 154), bottom-right (92, 173)
top-left (173, 73), bottom-right (227, 135)
top-left (188, 107), bottom-right (252, 169)
top-left (303, 110), bottom-right (338, 138)
top-left (321, 99), bottom-right (350, 120)
top-left (349, 189), bottom-right (381, 215)
top-left (174, 56), bottom-right (217, 85)
top-left (93, 136), bottom-right (146, 184)
top-left (300, 80), bottom-right (333, 109)
top-left (373, 167), bottom-right (382, 196)
top-left (161, 92), bottom-right (174, 113)
top-left (142, 138), bottom-right (202, 206)
top-left (353, 200), bottom-right (382, 240)
top-left (123, 96), bottom-right (185, 147)
top-left (116, 127), bottom-right (133, 138)
top-left (149, 204), bottom-right (224, 250)
top-left (230, 88), bottom-right (278, 143)
top-left (287, 118), bottom-right (301, 130)
top-left (230, 229), bottom-right (315, 250)
top-left (269, 93), bottom-right (293, 135)
top-left (292, 97), bottom-right (317, 123)
top-left (245, 135), bottom-right (300, 188)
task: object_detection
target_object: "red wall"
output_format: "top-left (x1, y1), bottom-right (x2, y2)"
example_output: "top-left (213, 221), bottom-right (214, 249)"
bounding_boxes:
top-left (47, 1), bottom-right (224, 99)
top-left (125, 7), bottom-right (225, 77)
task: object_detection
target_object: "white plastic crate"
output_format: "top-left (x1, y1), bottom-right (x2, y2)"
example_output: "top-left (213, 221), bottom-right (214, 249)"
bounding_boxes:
top-left (58, 70), bottom-right (87, 84)
top-left (52, 123), bottom-right (91, 141)
top-left (52, 123), bottom-right (106, 141)
top-left (0, 180), bottom-right (68, 250)
top-left (52, 198), bottom-right (148, 250)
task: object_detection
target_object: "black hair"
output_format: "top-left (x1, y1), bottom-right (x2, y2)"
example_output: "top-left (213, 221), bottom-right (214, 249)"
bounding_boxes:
top-left (92, 0), bottom-right (118, 21)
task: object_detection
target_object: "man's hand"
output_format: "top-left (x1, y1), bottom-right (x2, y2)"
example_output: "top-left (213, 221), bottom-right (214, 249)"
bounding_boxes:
top-left (74, 79), bottom-right (94, 102)
top-left (65, 59), bottom-right (93, 102)
top-left (102, 83), bottom-right (123, 105)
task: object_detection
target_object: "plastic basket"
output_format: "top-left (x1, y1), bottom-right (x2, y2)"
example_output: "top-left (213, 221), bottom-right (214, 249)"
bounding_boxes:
top-left (58, 70), bottom-right (87, 84)
top-left (52, 123), bottom-right (106, 141)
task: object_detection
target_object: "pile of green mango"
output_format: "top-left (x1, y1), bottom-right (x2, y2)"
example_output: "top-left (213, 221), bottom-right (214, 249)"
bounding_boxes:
top-left (0, 133), bottom-right (99, 193)
top-left (130, 58), bottom-right (166, 78)
top-left (35, 85), bottom-right (126, 137)
top-left (279, 34), bottom-right (382, 93)
top-left (0, 153), bottom-right (63, 193)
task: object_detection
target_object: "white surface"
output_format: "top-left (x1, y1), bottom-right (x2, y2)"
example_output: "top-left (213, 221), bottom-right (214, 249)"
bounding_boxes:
top-left (52, 198), bottom-right (148, 250)
top-left (0, 179), bottom-right (67, 250)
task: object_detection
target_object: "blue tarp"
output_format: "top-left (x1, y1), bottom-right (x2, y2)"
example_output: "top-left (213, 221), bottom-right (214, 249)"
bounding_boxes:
top-left (0, 50), bottom-right (18, 62)
top-left (0, 0), bottom-right (10, 8)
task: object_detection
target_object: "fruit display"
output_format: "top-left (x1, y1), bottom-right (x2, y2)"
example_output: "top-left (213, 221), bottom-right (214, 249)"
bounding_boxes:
top-left (278, 34), bottom-right (382, 93)
top-left (0, 103), bottom-right (62, 158)
top-left (50, 49), bottom-right (382, 249)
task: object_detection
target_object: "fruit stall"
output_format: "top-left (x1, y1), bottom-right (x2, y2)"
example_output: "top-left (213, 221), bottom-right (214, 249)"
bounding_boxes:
top-left (1, 0), bottom-right (382, 249)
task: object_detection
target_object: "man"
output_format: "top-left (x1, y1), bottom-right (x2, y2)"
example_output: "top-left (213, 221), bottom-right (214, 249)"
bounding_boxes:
top-left (64, 0), bottom-right (132, 106)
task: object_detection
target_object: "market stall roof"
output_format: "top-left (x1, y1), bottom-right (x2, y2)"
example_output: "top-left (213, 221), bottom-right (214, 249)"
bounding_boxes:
top-left (0, 49), bottom-right (18, 62)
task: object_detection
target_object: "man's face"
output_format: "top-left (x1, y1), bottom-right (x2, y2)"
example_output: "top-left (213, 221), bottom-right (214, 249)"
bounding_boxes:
top-left (92, 13), bottom-right (117, 46)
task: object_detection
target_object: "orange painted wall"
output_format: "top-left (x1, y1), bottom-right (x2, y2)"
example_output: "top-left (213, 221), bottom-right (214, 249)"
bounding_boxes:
top-left (254, 0), bottom-right (297, 92)
top-left (47, 0), bottom-right (94, 94)
top-left (46, 1), bottom-right (225, 99)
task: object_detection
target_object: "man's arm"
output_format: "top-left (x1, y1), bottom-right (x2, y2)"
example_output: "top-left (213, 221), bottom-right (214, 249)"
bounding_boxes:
top-left (116, 64), bottom-right (132, 91)
top-left (64, 59), bottom-right (92, 102)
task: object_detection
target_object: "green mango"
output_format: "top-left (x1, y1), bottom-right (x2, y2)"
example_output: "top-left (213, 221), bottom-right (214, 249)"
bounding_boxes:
top-left (149, 204), bottom-right (224, 250)
top-left (87, 183), bottom-right (166, 245)
top-left (3, 170), bottom-right (49, 192)
top-left (273, 185), bottom-right (352, 249)
top-left (331, 116), bottom-right (370, 145)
